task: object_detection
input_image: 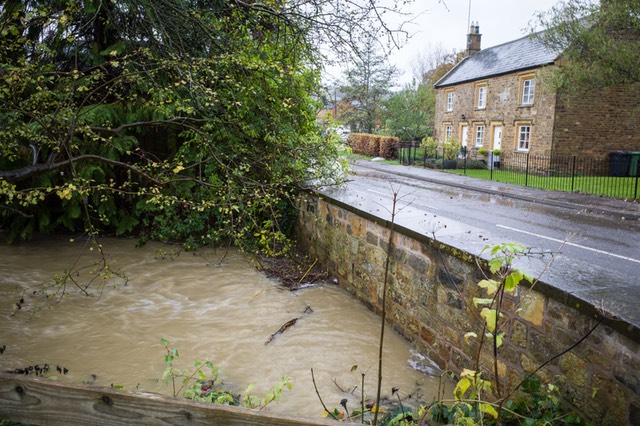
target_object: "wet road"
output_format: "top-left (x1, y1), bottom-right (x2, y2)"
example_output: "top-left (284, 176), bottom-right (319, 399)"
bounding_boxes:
top-left (319, 163), bottom-right (640, 326)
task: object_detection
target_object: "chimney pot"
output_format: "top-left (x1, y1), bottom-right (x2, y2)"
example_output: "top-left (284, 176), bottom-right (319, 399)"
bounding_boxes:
top-left (466, 21), bottom-right (482, 55)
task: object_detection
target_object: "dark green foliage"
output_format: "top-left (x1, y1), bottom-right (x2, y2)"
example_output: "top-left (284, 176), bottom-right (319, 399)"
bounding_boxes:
top-left (383, 82), bottom-right (435, 142)
top-left (339, 35), bottom-right (399, 134)
top-left (535, 0), bottom-right (640, 94)
top-left (0, 0), bottom-right (345, 253)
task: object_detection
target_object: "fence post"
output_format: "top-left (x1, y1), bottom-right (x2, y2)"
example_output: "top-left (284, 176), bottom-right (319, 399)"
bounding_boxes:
top-left (525, 153), bottom-right (530, 187)
top-left (489, 152), bottom-right (493, 181)
top-left (414, 142), bottom-right (418, 165)
top-left (571, 156), bottom-right (576, 193)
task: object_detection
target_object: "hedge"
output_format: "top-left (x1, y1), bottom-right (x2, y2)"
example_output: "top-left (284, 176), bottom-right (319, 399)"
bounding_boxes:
top-left (347, 133), bottom-right (399, 159)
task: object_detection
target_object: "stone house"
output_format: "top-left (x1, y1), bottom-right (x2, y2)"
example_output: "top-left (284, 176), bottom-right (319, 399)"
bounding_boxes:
top-left (433, 24), bottom-right (640, 161)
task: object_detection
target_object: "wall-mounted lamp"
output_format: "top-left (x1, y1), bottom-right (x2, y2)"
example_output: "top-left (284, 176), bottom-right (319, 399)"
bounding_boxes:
top-left (461, 114), bottom-right (466, 120)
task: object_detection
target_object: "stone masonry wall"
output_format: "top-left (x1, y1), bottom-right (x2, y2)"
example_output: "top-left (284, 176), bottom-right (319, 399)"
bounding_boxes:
top-left (296, 193), bottom-right (640, 425)
top-left (552, 83), bottom-right (640, 158)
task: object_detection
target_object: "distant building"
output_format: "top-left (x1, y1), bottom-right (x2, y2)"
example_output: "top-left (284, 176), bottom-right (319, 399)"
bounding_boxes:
top-left (433, 23), bottom-right (640, 159)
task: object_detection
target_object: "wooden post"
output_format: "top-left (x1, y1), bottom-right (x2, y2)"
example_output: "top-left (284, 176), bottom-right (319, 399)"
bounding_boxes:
top-left (0, 373), bottom-right (336, 426)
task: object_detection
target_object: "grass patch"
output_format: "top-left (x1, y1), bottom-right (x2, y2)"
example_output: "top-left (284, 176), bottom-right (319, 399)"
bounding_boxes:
top-left (451, 169), bottom-right (639, 200)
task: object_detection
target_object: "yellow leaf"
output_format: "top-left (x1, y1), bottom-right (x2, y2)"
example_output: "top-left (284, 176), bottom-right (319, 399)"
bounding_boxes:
top-left (478, 279), bottom-right (499, 295)
top-left (454, 377), bottom-right (471, 399)
top-left (460, 368), bottom-right (476, 377)
top-left (480, 308), bottom-right (498, 332)
top-left (480, 403), bottom-right (498, 419)
top-left (464, 332), bottom-right (477, 343)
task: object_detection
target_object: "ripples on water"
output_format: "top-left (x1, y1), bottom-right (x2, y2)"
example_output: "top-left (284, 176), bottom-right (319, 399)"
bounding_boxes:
top-left (0, 236), bottom-right (445, 417)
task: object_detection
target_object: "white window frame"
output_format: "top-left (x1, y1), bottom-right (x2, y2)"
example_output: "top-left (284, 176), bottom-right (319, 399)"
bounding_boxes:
top-left (521, 79), bottom-right (535, 105)
top-left (518, 125), bottom-right (531, 151)
top-left (475, 125), bottom-right (484, 147)
top-left (446, 92), bottom-right (454, 111)
top-left (445, 125), bottom-right (453, 140)
top-left (477, 86), bottom-right (487, 109)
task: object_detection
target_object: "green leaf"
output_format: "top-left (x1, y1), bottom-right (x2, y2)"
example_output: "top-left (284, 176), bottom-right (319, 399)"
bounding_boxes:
top-left (488, 257), bottom-right (502, 273)
top-left (505, 269), bottom-right (524, 291)
top-left (116, 214), bottom-right (139, 236)
top-left (67, 201), bottom-right (82, 219)
top-left (473, 297), bottom-right (494, 308)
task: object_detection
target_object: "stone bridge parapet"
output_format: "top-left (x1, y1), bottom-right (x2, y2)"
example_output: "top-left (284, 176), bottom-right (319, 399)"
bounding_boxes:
top-left (296, 192), bottom-right (640, 425)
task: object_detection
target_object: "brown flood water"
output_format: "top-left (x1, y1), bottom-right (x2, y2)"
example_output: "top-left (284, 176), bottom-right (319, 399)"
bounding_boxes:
top-left (0, 236), bottom-right (446, 418)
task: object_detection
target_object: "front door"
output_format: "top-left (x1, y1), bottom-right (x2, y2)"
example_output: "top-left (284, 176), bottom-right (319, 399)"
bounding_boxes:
top-left (461, 126), bottom-right (468, 149)
top-left (492, 126), bottom-right (502, 151)
top-left (490, 125), bottom-right (502, 169)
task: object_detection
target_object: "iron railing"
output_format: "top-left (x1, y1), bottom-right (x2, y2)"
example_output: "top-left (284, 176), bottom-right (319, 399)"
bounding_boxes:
top-left (396, 145), bottom-right (639, 200)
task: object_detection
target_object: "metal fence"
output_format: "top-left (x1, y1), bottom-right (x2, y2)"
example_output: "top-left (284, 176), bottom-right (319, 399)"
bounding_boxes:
top-left (397, 143), bottom-right (640, 200)
top-left (397, 141), bottom-right (424, 166)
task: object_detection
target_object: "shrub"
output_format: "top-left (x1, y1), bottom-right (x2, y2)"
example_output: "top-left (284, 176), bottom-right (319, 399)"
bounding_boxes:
top-left (421, 136), bottom-right (438, 158)
top-left (349, 133), bottom-right (399, 159)
top-left (442, 138), bottom-right (461, 160)
top-left (379, 137), bottom-right (399, 159)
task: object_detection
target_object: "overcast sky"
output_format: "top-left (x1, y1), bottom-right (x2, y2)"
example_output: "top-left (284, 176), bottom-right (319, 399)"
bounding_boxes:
top-left (324, 0), bottom-right (562, 87)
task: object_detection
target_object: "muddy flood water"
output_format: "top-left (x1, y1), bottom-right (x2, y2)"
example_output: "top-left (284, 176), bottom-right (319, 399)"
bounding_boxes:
top-left (0, 236), bottom-right (447, 419)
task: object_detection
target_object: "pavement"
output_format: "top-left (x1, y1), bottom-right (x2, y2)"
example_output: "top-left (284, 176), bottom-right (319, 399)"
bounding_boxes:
top-left (349, 159), bottom-right (640, 221)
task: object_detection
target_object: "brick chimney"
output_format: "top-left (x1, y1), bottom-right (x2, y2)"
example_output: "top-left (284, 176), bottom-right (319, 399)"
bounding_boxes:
top-left (466, 22), bottom-right (482, 55)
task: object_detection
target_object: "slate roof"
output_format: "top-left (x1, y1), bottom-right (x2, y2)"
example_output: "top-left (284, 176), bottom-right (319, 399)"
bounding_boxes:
top-left (434, 31), bottom-right (562, 88)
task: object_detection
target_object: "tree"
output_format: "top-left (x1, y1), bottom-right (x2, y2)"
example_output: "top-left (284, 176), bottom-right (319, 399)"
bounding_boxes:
top-left (534, 0), bottom-right (640, 93)
top-left (382, 81), bottom-right (435, 141)
top-left (340, 35), bottom-right (399, 134)
top-left (0, 0), bottom-right (415, 251)
top-left (410, 42), bottom-right (461, 84)
top-left (380, 43), bottom-right (460, 142)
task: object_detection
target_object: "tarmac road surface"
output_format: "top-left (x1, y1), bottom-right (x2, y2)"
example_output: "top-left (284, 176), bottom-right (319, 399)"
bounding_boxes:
top-left (318, 159), bottom-right (640, 329)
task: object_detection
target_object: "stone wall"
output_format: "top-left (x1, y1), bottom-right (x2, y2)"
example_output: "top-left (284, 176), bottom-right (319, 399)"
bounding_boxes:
top-left (296, 193), bottom-right (640, 425)
top-left (552, 83), bottom-right (640, 159)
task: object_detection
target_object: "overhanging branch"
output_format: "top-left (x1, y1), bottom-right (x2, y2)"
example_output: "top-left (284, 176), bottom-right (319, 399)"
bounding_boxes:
top-left (0, 154), bottom-right (218, 189)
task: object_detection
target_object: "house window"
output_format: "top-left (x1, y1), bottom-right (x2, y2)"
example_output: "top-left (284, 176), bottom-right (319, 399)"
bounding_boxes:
top-left (475, 83), bottom-right (487, 109)
top-left (445, 125), bottom-right (453, 140)
top-left (521, 79), bottom-right (535, 105)
top-left (518, 125), bottom-right (531, 151)
top-left (446, 91), bottom-right (454, 111)
top-left (475, 125), bottom-right (484, 147)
